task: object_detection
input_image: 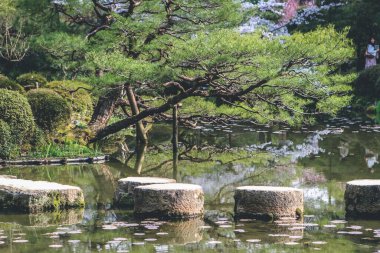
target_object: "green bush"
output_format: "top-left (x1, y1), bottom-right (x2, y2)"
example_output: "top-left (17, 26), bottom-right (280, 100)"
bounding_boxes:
top-left (46, 81), bottom-right (93, 121)
top-left (0, 74), bottom-right (25, 94)
top-left (16, 72), bottom-right (47, 90)
top-left (0, 89), bottom-right (35, 142)
top-left (0, 120), bottom-right (13, 159)
top-left (354, 65), bottom-right (380, 99)
top-left (30, 127), bottom-right (49, 150)
top-left (27, 89), bottom-right (71, 131)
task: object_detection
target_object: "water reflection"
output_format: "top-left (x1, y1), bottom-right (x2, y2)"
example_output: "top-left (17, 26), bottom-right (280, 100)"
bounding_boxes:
top-left (0, 209), bottom-right (84, 227)
top-left (0, 120), bottom-right (380, 251)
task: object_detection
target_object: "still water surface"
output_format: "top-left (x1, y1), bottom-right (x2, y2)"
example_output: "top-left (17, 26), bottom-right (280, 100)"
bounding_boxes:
top-left (0, 118), bottom-right (380, 252)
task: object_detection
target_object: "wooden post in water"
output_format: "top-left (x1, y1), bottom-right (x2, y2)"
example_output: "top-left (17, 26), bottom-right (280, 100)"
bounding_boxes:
top-left (172, 104), bottom-right (179, 181)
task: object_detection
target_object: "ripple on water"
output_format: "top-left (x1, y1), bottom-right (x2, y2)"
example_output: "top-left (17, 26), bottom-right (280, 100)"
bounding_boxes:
top-left (246, 239), bottom-right (261, 243)
top-left (102, 225), bottom-right (118, 230)
top-left (114, 238), bottom-right (128, 241)
top-left (311, 241), bottom-right (327, 245)
top-left (145, 238), bottom-right (157, 242)
top-left (67, 230), bottom-right (82, 234)
top-left (13, 240), bottom-right (28, 243)
top-left (284, 242), bottom-right (299, 245)
top-left (206, 240), bottom-right (222, 245)
top-left (347, 231), bottom-right (363, 235)
top-left (330, 220), bottom-right (347, 224)
top-left (68, 240), bottom-right (81, 243)
top-left (49, 244), bottom-right (63, 248)
top-left (323, 225), bottom-right (337, 228)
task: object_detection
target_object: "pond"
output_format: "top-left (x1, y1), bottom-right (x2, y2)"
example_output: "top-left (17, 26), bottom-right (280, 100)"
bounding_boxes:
top-left (0, 118), bottom-right (380, 253)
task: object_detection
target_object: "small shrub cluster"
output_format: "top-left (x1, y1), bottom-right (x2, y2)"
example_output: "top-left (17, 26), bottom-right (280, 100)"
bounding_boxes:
top-left (354, 65), bottom-right (380, 99)
top-left (46, 81), bottom-right (93, 120)
top-left (0, 89), bottom-right (35, 141)
top-left (0, 75), bottom-right (25, 94)
top-left (27, 89), bottom-right (71, 132)
top-left (0, 89), bottom-right (35, 159)
top-left (0, 74), bottom-right (95, 159)
top-left (17, 72), bottom-right (47, 90)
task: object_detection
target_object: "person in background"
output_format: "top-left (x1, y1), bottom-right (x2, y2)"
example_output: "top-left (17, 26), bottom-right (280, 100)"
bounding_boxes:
top-left (365, 37), bottom-right (379, 69)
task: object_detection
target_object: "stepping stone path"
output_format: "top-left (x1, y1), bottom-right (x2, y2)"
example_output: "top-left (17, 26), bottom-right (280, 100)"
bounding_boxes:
top-left (234, 186), bottom-right (303, 220)
top-left (134, 183), bottom-right (204, 219)
top-left (0, 178), bottom-right (84, 212)
top-left (345, 179), bottom-right (380, 218)
top-left (114, 177), bottom-right (176, 207)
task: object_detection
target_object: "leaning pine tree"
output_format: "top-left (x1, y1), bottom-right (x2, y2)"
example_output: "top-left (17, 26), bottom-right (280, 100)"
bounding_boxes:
top-left (29, 0), bottom-right (354, 142)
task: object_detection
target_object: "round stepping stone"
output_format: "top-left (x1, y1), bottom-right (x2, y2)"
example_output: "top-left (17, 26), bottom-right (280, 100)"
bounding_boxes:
top-left (114, 177), bottom-right (176, 207)
top-left (345, 180), bottom-right (380, 219)
top-left (134, 183), bottom-right (204, 219)
top-left (234, 186), bottom-right (303, 220)
top-left (0, 178), bottom-right (84, 212)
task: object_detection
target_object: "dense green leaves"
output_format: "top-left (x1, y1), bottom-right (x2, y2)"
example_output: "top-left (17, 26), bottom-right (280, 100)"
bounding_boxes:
top-left (27, 89), bottom-right (71, 131)
top-left (0, 0), bottom-right (358, 141)
top-left (0, 89), bottom-right (35, 142)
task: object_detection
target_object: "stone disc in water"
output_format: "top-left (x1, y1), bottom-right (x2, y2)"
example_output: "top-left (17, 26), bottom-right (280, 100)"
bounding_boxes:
top-left (246, 239), bottom-right (261, 243)
top-left (312, 241), bottom-right (327, 245)
top-left (49, 244), bottom-right (63, 248)
top-left (13, 240), bottom-right (28, 243)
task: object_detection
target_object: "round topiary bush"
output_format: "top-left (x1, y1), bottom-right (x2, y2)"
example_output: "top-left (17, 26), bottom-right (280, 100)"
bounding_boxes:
top-left (46, 81), bottom-right (93, 121)
top-left (0, 89), bottom-right (35, 142)
top-left (0, 74), bottom-right (25, 94)
top-left (16, 72), bottom-right (47, 90)
top-left (27, 89), bottom-right (72, 132)
top-left (0, 120), bottom-right (13, 159)
top-left (354, 65), bottom-right (380, 99)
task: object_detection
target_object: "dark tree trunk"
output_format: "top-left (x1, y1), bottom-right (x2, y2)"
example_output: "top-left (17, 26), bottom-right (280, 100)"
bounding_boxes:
top-left (135, 142), bottom-right (147, 174)
top-left (126, 84), bottom-right (148, 144)
top-left (89, 86), bottom-right (125, 132)
top-left (172, 104), bottom-right (179, 181)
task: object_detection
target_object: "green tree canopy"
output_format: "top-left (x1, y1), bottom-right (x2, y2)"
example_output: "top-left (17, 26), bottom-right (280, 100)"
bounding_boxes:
top-left (0, 0), bottom-right (356, 143)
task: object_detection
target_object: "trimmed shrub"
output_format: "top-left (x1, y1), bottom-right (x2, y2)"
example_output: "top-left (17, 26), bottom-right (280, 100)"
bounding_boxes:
top-left (354, 65), bottom-right (380, 99)
top-left (29, 127), bottom-right (49, 152)
top-left (0, 74), bottom-right (25, 94)
top-left (27, 89), bottom-right (71, 132)
top-left (0, 120), bottom-right (13, 159)
top-left (46, 81), bottom-right (93, 120)
top-left (16, 72), bottom-right (47, 90)
top-left (0, 89), bottom-right (35, 142)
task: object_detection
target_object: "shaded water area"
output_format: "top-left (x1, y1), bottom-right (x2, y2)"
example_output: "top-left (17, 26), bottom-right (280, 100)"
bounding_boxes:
top-left (1, 118), bottom-right (380, 252)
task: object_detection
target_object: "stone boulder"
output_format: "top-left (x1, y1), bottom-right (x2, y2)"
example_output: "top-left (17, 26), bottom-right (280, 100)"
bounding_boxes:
top-left (234, 186), bottom-right (303, 220)
top-left (345, 179), bottom-right (380, 219)
top-left (0, 178), bottom-right (84, 213)
top-left (114, 177), bottom-right (176, 207)
top-left (134, 183), bottom-right (204, 219)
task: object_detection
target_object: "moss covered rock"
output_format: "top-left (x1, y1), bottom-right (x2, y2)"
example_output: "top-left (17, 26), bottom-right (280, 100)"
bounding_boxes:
top-left (0, 75), bottom-right (25, 94)
top-left (16, 72), bottom-right (47, 90)
top-left (46, 81), bottom-right (93, 121)
top-left (0, 89), bottom-right (35, 142)
top-left (27, 89), bottom-right (71, 132)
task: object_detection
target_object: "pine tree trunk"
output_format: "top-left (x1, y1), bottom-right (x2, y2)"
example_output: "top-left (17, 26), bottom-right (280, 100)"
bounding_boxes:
top-left (126, 84), bottom-right (148, 144)
top-left (172, 104), bottom-right (179, 181)
top-left (89, 86), bottom-right (124, 132)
